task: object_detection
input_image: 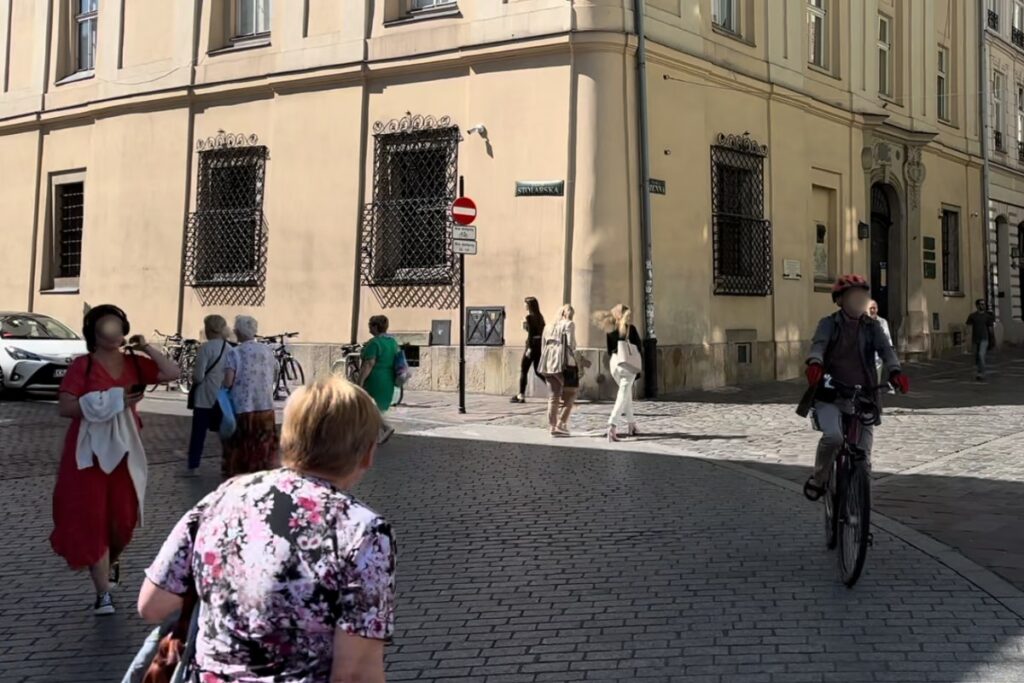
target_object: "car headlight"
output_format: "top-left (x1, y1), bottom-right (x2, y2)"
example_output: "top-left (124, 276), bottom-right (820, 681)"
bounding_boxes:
top-left (5, 347), bottom-right (42, 361)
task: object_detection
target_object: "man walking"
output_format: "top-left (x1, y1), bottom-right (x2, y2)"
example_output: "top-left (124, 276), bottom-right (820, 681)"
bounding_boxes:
top-left (868, 300), bottom-right (895, 393)
top-left (966, 299), bottom-right (996, 381)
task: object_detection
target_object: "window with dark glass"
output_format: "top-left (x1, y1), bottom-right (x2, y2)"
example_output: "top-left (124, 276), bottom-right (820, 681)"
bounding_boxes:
top-left (937, 46), bottom-right (951, 122)
top-left (807, 0), bottom-right (829, 70)
top-left (713, 0), bottom-right (740, 34)
top-left (941, 209), bottom-right (961, 294)
top-left (57, 182), bottom-right (85, 278)
top-left (710, 136), bottom-right (772, 296)
top-left (234, 0), bottom-right (270, 39)
top-left (75, 0), bottom-right (98, 72)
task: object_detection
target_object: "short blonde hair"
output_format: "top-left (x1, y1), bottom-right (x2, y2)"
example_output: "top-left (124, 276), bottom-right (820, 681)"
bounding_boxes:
top-left (281, 376), bottom-right (382, 477)
top-left (560, 304), bottom-right (575, 321)
top-left (204, 315), bottom-right (228, 340)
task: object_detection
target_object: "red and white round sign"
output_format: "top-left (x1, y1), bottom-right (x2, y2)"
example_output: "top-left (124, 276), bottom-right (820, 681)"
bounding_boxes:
top-left (451, 197), bottom-right (478, 226)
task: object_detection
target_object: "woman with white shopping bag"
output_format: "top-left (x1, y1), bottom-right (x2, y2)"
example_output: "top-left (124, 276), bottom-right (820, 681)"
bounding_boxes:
top-left (593, 304), bottom-right (644, 442)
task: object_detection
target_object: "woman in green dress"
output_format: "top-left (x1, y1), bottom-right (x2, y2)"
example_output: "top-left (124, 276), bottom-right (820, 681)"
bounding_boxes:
top-left (359, 315), bottom-right (399, 442)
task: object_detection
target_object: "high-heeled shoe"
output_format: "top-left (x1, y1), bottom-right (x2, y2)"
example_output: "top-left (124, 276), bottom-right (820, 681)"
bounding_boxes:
top-left (606, 426), bottom-right (620, 442)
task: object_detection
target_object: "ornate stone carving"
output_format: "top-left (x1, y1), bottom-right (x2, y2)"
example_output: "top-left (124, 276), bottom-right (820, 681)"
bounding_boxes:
top-left (904, 145), bottom-right (926, 209)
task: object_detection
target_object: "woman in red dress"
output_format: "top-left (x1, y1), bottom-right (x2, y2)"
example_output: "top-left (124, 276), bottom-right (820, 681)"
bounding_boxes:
top-left (50, 305), bottom-right (179, 615)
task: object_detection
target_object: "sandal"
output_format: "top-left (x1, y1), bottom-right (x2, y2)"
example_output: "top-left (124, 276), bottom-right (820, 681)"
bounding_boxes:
top-left (803, 477), bottom-right (826, 502)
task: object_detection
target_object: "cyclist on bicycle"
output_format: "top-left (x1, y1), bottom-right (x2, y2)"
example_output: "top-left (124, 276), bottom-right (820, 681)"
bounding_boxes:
top-left (800, 274), bottom-right (909, 501)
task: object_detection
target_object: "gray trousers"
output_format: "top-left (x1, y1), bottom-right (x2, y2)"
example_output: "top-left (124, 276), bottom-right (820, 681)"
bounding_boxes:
top-left (975, 339), bottom-right (989, 376)
top-left (812, 400), bottom-right (873, 487)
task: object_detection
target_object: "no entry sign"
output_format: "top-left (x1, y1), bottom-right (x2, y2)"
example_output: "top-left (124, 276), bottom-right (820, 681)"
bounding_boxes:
top-left (451, 197), bottom-right (477, 225)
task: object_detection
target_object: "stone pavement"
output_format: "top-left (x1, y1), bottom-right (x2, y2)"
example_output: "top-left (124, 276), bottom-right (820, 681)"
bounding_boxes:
top-left (376, 349), bottom-right (1024, 594)
top-left (1, 350), bottom-right (1022, 681)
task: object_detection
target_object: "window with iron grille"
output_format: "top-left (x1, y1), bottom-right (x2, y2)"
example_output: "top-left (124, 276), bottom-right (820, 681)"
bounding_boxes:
top-left (361, 116), bottom-right (460, 287)
top-left (941, 208), bottom-right (961, 294)
top-left (57, 182), bottom-right (84, 278)
top-left (710, 134), bottom-right (772, 296)
top-left (184, 136), bottom-right (269, 288)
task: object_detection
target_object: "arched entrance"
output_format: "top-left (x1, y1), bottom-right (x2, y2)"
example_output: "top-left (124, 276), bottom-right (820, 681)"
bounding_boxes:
top-left (870, 184), bottom-right (895, 322)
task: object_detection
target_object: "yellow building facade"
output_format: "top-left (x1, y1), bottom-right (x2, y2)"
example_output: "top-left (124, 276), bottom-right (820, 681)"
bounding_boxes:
top-left (0, 1), bottom-right (988, 397)
top-left (983, 0), bottom-right (1024, 345)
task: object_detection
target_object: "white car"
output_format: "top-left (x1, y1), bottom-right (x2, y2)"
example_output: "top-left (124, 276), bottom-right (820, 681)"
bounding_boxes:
top-left (0, 312), bottom-right (88, 394)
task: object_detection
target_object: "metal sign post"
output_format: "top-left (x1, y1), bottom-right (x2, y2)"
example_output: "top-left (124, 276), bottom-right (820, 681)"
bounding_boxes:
top-left (451, 179), bottom-right (478, 414)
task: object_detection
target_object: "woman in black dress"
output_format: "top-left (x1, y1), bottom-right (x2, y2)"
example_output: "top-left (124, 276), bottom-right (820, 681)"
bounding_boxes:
top-left (510, 297), bottom-right (545, 403)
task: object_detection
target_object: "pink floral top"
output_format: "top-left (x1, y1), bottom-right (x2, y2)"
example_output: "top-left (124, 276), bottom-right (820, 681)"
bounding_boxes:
top-left (145, 468), bottom-right (396, 682)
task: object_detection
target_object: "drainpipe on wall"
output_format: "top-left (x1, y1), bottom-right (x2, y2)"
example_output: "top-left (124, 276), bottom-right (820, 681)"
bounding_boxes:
top-left (633, 0), bottom-right (658, 398)
top-left (980, 0), bottom-right (993, 308)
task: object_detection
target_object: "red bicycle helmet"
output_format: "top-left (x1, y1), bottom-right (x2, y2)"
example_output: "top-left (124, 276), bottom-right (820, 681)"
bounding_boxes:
top-left (831, 274), bottom-right (870, 303)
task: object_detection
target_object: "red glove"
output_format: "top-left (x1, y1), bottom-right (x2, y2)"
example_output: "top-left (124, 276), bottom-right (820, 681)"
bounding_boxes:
top-left (889, 372), bottom-right (909, 394)
top-left (806, 363), bottom-right (823, 387)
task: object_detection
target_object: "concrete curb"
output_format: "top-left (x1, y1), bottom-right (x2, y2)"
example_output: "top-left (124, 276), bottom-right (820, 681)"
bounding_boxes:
top-left (399, 420), bottom-right (1024, 621)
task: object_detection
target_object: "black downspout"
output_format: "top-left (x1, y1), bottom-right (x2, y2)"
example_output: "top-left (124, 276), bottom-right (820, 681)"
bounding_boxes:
top-left (633, 0), bottom-right (658, 397)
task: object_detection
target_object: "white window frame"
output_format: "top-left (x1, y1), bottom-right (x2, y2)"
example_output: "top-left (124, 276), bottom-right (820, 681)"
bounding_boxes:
top-left (878, 15), bottom-right (893, 98)
top-left (233, 0), bottom-right (271, 40)
top-left (1017, 85), bottom-right (1024, 146)
top-left (74, 0), bottom-right (98, 73)
top-left (1015, 1), bottom-right (1024, 30)
top-left (937, 46), bottom-right (951, 122)
top-left (807, 0), bottom-right (829, 70)
top-left (995, 71), bottom-right (1007, 150)
top-left (713, 0), bottom-right (740, 35)
top-left (411, 0), bottom-right (454, 10)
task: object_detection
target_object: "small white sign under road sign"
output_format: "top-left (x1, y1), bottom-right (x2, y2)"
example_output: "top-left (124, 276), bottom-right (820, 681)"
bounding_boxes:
top-left (453, 226), bottom-right (477, 240)
top-left (453, 239), bottom-right (478, 255)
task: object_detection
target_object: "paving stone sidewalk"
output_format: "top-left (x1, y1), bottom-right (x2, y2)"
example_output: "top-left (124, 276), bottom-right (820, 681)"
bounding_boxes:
top-left (383, 350), bottom-right (1024, 592)
top-left (2, 412), bottom-right (1024, 682)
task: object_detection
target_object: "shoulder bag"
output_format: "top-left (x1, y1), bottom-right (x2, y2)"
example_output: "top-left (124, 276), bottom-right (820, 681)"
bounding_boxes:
top-left (615, 337), bottom-right (643, 375)
top-left (561, 329), bottom-right (579, 388)
top-left (187, 341), bottom-right (227, 411)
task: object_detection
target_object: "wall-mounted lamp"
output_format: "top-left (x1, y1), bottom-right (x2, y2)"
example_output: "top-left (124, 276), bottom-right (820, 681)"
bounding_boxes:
top-left (858, 221), bottom-right (870, 240)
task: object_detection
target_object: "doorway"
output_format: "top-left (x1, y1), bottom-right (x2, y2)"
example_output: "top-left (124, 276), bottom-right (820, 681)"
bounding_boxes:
top-left (870, 184), bottom-right (893, 322)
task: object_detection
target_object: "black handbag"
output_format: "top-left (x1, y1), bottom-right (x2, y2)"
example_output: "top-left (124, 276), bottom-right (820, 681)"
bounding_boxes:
top-left (561, 331), bottom-right (579, 388)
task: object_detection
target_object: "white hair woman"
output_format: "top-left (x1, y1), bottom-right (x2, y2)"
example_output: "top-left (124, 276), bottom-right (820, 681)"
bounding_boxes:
top-left (185, 315), bottom-right (231, 477)
top-left (593, 304), bottom-right (644, 442)
top-left (222, 315), bottom-right (279, 477)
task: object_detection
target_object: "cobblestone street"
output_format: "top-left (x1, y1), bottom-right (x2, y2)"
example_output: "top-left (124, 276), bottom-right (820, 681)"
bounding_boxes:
top-left (1, 351), bottom-right (1023, 681)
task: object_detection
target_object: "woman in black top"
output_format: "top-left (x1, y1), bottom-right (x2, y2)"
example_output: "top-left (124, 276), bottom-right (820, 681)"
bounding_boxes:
top-left (511, 297), bottom-right (546, 403)
top-left (594, 304), bottom-right (643, 441)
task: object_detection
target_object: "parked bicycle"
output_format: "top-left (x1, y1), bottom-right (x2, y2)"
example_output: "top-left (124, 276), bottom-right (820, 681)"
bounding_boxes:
top-left (258, 332), bottom-right (305, 400)
top-left (330, 343), bottom-right (404, 407)
top-left (817, 375), bottom-right (883, 588)
top-left (148, 330), bottom-right (199, 393)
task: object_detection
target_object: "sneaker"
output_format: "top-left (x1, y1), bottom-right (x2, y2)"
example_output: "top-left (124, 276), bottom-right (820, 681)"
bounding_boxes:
top-left (177, 466), bottom-right (200, 479)
top-left (108, 560), bottom-right (120, 589)
top-left (510, 395), bottom-right (524, 404)
top-left (378, 424), bottom-right (395, 445)
top-left (94, 592), bottom-right (115, 616)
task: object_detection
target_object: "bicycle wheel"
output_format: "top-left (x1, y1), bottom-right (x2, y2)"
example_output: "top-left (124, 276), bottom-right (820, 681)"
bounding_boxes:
top-left (345, 358), bottom-right (360, 384)
top-left (277, 357), bottom-right (305, 398)
top-left (837, 458), bottom-right (871, 587)
top-left (824, 466), bottom-right (839, 550)
top-left (178, 350), bottom-right (196, 393)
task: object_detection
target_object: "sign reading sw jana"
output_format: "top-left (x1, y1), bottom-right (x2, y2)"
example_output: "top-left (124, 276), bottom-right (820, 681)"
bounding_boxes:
top-left (515, 180), bottom-right (565, 197)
